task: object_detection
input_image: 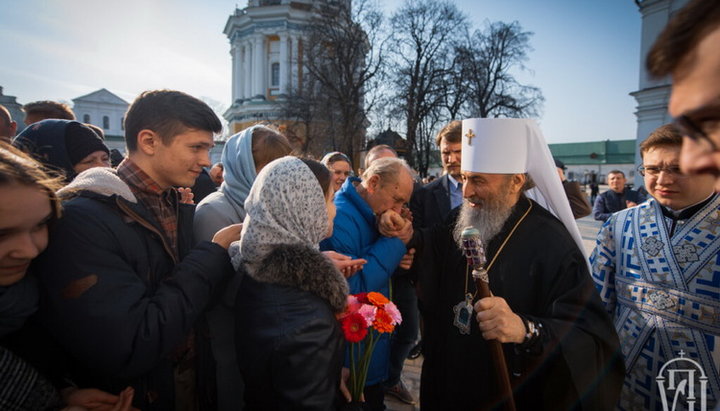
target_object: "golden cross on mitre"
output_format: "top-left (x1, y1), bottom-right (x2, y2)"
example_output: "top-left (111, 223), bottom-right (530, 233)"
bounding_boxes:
top-left (465, 129), bottom-right (475, 145)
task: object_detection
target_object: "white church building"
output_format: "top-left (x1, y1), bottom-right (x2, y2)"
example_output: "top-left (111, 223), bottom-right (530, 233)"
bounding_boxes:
top-left (223, 0), bottom-right (317, 133)
top-left (72, 88), bottom-right (129, 152)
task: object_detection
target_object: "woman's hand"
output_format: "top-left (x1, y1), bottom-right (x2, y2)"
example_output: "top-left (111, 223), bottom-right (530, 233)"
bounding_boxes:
top-left (339, 367), bottom-right (364, 403)
top-left (323, 251), bottom-right (366, 278)
top-left (212, 223), bottom-right (243, 250)
top-left (61, 386), bottom-right (136, 411)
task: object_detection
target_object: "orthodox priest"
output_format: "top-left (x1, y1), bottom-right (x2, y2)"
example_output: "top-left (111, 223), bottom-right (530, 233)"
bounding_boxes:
top-left (405, 119), bottom-right (624, 410)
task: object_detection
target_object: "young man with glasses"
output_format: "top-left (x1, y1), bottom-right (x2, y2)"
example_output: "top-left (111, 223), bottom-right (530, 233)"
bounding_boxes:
top-left (646, 0), bottom-right (720, 190)
top-left (591, 124), bottom-right (718, 409)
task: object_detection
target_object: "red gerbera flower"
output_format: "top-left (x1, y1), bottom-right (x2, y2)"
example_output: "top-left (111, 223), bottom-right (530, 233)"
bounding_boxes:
top-left (355, 292), bottom-right (370, 304)
top-left (341, 313), bottom-right (368, 343)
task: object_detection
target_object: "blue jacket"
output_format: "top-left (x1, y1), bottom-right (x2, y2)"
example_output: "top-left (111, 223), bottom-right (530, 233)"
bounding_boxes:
top-left (320, 177), bottom-right (407, 386)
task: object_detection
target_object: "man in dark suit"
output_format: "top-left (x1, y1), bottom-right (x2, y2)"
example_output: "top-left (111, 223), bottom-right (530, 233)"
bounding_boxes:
top-left (411, 121), bottom-right (463, 228)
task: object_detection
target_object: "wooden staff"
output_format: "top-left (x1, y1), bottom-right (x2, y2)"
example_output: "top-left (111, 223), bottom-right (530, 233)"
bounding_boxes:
top-left (473, 267), bottom-right (516, 411)
top-left (462, 226), bottom-right (516, 411)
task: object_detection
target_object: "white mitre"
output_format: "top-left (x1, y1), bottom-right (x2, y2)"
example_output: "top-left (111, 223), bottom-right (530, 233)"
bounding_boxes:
top-left (461, 118), bottom-right (586, 259)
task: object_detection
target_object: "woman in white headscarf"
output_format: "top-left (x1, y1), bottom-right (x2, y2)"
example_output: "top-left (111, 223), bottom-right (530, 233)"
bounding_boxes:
top-left (234, 156), bottom-right (350, 409)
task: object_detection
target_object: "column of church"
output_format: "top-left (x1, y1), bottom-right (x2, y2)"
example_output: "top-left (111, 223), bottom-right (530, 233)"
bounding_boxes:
top-left (243, 40), bottom-right (252, 100)
top-left (231, 44), bottom-right (242, 102)
top-left (290, 35), bottom-right (299, 92)
top-left (279, 33), bottom-right (289, 95)
top-left (253, 34), bottom-right (266, 98)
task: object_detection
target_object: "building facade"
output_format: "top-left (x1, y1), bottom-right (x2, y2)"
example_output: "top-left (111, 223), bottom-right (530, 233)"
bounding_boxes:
top-left (72, 88), bottom-right (129, 152)
top-left (0, 86), bottom-right (26, 136)
top-left (223, 0), bottom-right (316, 133)
top-left (551, 139), bottom-right (638, 185)
top-left (631, 0), bottom-right (688, 186)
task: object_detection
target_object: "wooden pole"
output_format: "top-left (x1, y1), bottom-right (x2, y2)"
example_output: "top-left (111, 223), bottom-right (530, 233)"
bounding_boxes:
top-left (475, 271), bottom-right (516, 411)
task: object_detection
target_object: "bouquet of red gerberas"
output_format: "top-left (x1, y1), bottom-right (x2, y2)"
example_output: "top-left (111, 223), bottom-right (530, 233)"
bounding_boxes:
top-left (338, 291), bottom-right (402, 402)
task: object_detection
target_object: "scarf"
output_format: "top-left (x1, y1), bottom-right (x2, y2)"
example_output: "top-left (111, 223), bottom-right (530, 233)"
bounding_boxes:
top-left (219, 126), bottom-right (260, 219)
top-left (234, 156), bottom-right (329, 275)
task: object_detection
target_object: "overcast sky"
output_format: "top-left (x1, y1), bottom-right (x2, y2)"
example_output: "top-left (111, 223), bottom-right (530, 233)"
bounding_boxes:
top-left (0, 0), bottom-right (642, 144)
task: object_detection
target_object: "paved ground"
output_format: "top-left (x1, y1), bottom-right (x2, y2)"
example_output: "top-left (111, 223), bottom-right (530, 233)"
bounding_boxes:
top-left (384, 195), bottom-right (604, 410)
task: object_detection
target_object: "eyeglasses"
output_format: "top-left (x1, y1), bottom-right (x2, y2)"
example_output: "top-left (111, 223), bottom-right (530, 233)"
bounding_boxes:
top-left (637, 165), bottom-right (683, 177)
top-left (673, 114), bottom-right (719, 152)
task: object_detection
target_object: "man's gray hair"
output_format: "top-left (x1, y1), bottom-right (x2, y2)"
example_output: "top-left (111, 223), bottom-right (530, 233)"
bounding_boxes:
top-left (361, 157), bottom-right (411, 185)
top-left (522, 173), bottom-right (535, 191)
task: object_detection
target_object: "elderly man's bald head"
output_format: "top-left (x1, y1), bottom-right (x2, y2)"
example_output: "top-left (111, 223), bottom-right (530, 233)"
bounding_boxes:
top-left (364, 144), bottom-right (397, 169)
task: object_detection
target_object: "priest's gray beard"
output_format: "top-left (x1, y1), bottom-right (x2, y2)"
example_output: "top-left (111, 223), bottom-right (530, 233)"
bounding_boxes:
top-left (453, 192), bottom-right (515, 249)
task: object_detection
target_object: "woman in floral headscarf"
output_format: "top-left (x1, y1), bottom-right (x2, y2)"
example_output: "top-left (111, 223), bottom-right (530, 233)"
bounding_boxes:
top-left (233, 156), bottom-right (350, 409)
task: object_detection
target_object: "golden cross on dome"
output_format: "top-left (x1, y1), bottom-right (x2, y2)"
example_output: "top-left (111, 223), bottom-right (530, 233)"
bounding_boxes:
top-left (465, 129), bottom-right (475, 145)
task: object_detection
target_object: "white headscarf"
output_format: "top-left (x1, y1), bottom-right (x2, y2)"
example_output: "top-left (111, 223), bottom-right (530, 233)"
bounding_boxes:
top-left (461, 118), bottom-right (586, 259)
top-left (236, 156), bottom-right (330, 274)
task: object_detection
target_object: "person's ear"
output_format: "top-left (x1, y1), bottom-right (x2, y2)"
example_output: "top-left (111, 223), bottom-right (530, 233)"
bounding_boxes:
top-left (509, 174), bottom-right (525, 195)
top-left (137, 129), bottom-right (159, 156)
top-left (367, 174), bottom-right (381, 193)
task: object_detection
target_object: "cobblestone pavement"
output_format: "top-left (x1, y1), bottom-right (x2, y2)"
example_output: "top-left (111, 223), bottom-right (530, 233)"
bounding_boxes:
top-left (385, 357), bottom-right (422, 411)
top-left (383, 209), bottom-right (603, 410)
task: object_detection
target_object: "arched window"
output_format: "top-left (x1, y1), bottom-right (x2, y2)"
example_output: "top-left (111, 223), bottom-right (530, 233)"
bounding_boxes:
top-left (103, 116), bottom-right (109, 129)
top-left (83, 114), bottom-right (91, 123)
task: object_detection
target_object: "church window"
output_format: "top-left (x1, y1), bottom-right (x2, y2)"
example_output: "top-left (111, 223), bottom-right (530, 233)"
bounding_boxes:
top-left (103, 116), bottom-right (109, 129)
top-left (271, 62), bottom-right (280, 87)
top-left (83, 114), bottom-right (90, 123)
top-left (121, 117), bottom-right (124, 130)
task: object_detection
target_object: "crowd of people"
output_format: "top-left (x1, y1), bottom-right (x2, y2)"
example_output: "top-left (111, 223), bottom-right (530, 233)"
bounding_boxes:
top-left (1, 1), bottom-right (719, 410)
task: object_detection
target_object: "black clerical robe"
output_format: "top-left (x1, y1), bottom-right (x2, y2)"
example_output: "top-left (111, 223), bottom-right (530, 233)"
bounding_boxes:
top-left (413, 196), bottom-right (624, 410)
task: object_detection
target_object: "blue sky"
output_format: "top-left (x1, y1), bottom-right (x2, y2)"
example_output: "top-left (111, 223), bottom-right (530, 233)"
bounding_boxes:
top-left (0, 0), bottom-right (641, 144)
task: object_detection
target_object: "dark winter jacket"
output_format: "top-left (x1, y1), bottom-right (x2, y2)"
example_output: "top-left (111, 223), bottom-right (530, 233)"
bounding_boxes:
top-left (592, 187), bottom-right (646, 221)
top-left (32, 167), bottom-right (235, 410)
top-left (235, 244), bottom-right (348, 410)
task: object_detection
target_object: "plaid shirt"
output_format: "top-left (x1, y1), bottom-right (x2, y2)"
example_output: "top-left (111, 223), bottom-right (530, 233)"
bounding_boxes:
top-left (117, 158), bottom-right (179, 259)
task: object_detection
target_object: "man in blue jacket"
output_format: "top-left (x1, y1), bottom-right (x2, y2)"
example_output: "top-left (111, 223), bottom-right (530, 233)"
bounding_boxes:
top-left (33, 90), bottom-right (241, 410)
top-left (321, 157), bottom-right (414, 410)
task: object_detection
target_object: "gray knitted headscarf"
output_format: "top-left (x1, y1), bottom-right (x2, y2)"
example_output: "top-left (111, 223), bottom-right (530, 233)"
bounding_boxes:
top-left (231, 156), bottom-right (329, 274)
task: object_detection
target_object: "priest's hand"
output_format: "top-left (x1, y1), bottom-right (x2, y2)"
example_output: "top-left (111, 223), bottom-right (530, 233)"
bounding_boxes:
top-left (473, 297), bottom-right (526, 344)
top-left (379, 210), bottom-right (405, 233)
top-left (378, 210), bottom-right (413, 244)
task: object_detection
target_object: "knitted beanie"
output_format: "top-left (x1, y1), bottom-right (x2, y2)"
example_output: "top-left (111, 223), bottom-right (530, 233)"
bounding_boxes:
top-left (65, 122), bottom-right (109, 166)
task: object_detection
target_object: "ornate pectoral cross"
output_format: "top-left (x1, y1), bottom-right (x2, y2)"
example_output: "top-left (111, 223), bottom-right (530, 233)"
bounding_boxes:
top-left (465, 129), bottom-right (475, 145)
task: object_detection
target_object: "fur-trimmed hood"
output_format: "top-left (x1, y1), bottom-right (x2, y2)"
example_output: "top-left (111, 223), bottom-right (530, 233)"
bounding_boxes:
top-left (249, 244), bottom-right (348, 313)
top-left (56, 166), bottom-right (136, 203)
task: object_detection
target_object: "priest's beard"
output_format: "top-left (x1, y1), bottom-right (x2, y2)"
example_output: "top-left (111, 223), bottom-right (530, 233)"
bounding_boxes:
top-left (453, 188), bottom-right (516, 249)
